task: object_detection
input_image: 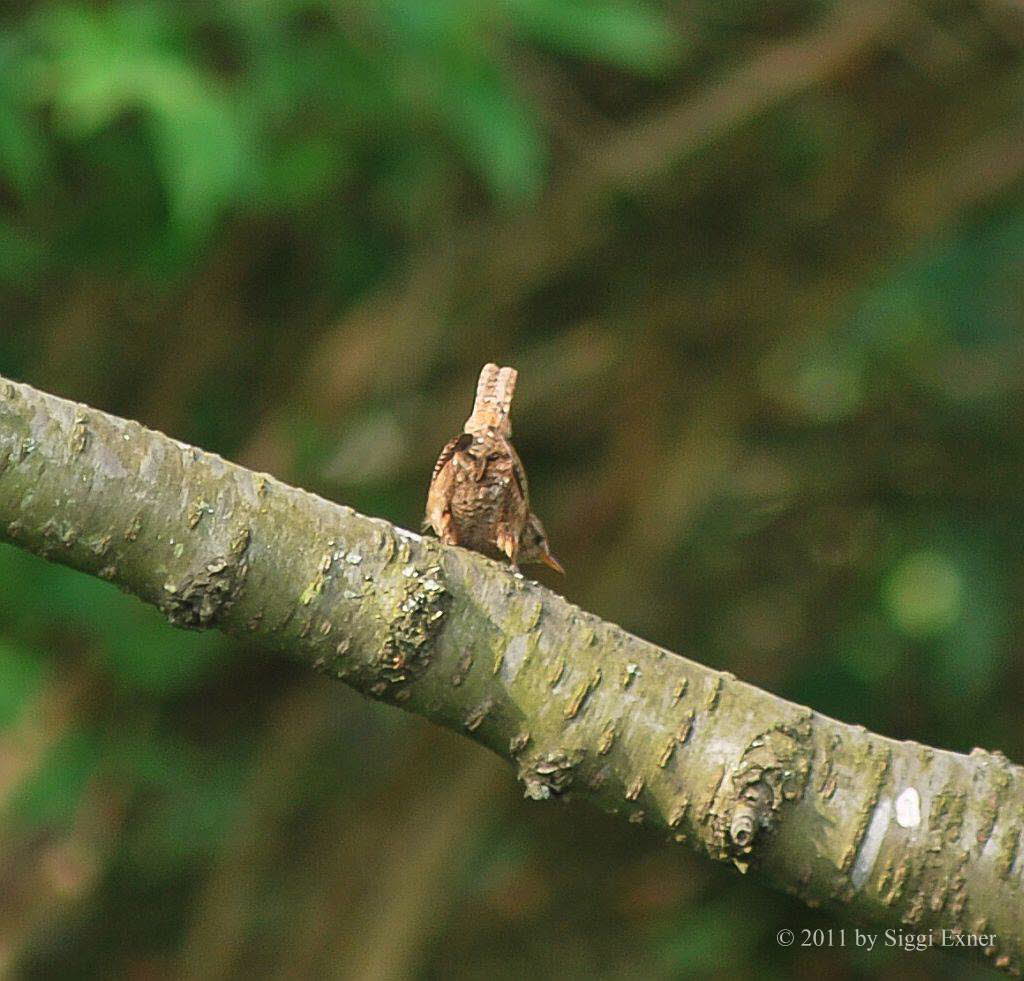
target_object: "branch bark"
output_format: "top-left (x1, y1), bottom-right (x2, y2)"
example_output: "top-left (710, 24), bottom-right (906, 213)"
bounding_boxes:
top-left (1, 376), bottom-right (1021, 974)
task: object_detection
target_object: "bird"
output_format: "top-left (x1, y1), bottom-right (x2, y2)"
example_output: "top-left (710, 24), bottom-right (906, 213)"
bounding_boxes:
top-left (425, 363), bottom-right (562, 574)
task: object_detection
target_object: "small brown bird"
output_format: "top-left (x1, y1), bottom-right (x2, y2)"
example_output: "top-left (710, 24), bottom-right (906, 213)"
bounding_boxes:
top-left (426, 364), bottom-right (562, 573)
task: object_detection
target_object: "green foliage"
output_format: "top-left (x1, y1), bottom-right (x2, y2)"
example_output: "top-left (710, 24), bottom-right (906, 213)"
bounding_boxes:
top-left (0, 547), bottom-right (229, 694)
top-left (1, 0), bottom-right (676, 276)
top-left (10, 727), bottom-right (104, 827)
top-left (115, 734), bottom-right (253, 869)
top-left (0, 638), bottom-right (45, 729)
top-left (1, 0), bottom-right (1023, 976)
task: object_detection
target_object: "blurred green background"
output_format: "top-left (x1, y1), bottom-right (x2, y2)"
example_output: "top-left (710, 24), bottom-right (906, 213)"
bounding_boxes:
top-left (1, 0), bottom-right (1022, 977)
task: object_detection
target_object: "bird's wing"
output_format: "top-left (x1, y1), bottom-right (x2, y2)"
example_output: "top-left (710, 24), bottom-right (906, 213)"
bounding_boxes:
top-left (431, 432), bottom-right (471, 483)
top-left (425, 433), bottom-right (472, 539)
top-left (494, 439), bottom-right (529, 558)
top-left (507, 440), bottom-right (529, 508)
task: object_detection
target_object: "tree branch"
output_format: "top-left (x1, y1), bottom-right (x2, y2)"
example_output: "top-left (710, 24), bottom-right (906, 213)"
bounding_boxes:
top-left (1, 375), bottom-right (1021, 974)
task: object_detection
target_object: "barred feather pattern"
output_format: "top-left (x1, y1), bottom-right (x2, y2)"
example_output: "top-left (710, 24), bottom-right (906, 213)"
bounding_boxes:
top-left (464, 363), bottom-right (516, 436)
top-left (426, 363), bottom-right (560, 572)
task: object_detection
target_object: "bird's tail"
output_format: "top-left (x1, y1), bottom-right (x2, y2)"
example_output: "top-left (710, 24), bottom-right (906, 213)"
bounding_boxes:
top-left (465, 363), bottom-right (517, 435)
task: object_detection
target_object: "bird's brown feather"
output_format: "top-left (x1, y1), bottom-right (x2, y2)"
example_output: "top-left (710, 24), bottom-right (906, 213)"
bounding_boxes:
top-left (425, 363), bottom-right (558, 571)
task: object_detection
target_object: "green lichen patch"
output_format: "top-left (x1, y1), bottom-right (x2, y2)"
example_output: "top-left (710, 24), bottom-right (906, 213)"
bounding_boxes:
top-left (300, 549), bottom-right (335, 605)
top-left (377, 563), bottom-right (450, 684)
top-left (161, 555), bottom-right (248, 629)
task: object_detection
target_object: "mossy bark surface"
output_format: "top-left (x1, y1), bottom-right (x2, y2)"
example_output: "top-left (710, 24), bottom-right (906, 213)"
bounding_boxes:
top-left (0, 376), bottom-right (1021, 974)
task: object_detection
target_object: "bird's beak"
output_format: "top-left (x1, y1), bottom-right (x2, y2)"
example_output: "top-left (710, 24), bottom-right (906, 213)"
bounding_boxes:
top-left (541, 549), bottom-right (565, 575)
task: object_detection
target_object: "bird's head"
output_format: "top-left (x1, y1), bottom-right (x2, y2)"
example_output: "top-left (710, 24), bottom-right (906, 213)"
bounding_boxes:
top-left (519, 513), bottom-right (564, 574)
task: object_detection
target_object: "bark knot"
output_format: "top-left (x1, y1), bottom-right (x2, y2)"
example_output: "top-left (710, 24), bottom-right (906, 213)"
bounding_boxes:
top-left (159, 531), bottom-right (251, 629)
top-left (377, 563), bottom-right (450, 683)
top-left (718, 719), bottom-right (813, 864)
top-left (518, 748), bottom-right (583, 801)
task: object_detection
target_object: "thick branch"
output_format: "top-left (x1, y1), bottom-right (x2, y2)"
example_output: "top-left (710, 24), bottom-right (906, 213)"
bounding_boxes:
top-left (0, 376), bottom-right (1021, 974)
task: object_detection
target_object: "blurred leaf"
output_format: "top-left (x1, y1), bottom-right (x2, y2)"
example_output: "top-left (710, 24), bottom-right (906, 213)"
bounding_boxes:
top-left (10, 727), bottom-right (103, 827)
top-left (146, 82), bottom-right (250, 236)
top-left (847, 210), bottom-right (1024, 403)
top-left (0, 547), bottom-right (230, 694)
top-left (102, 605), bottom-right (230, 695)
top-left (934, 539), bottom-right (1008, 696)
top-left (884, 550), bottom-right (963, 638)
top-left (440, 61), bottom-right (546, 202)
top-left (656, 894), bottom-right (769, 975)
top-left (118, 736), bottom-right (252, 867)
top-left (837, 613), bottom-right (901, 687)
top-left (0, 42), bottom-right (48, 197)
top-left (32, 4), bottom-right (252, 238)
top-left (258, 136), bottom-right (341, 209)
top-left (0, 222), bottom-right (44, 284)
top-left (509, 0), bottom-right (679, 74)
top-left (0, 639), bottom-right (46, 729)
